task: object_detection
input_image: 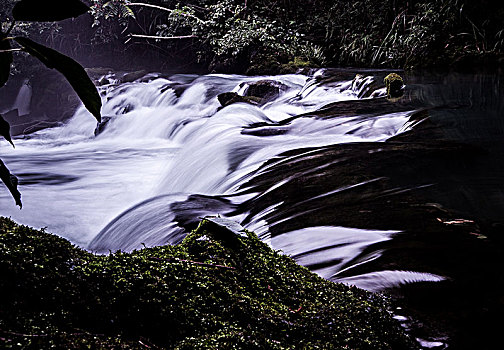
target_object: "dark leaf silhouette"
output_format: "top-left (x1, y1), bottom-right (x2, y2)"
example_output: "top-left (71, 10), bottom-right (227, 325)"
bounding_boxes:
top-left (14, 37), bottom-right (102, 122)
top-left (12, 0), bottom-right (90, 22)
top-left (0, 159), bottom-right (22, 208)
top-left (0, 35), bottom-right (13, 88)
top-left (0, 114), bottom-right (15, 147)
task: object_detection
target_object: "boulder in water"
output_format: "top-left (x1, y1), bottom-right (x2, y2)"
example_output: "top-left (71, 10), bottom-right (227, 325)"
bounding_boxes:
top-left (351, 74), bottom-right (382, 98)
top-left (217, 92), bottom-right (261, 107)
top-left (384, 73), bottom-right (404, 98)
top-left (94, 116), bottom-right (112, 136)
top-left (217, 80), bottom-right (287, 108)
top-left (120, 70), bottom-right (147, 83)
top-left (243, 79), bottom-right (287, 101)
top-left (97, 76), bottom-right (111, 86)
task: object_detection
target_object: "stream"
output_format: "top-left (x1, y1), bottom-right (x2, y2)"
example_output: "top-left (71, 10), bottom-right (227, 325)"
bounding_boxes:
top-left (1, 69), bottom-right (503, 349)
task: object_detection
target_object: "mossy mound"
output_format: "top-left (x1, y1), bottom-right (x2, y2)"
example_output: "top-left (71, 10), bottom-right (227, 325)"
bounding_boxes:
top-left (0, 217), bottom-right (414, 349)
top-left (384, 73), bottom-right (404, 99)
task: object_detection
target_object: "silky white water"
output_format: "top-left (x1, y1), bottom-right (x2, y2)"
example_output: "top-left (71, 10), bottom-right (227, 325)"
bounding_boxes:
top-left (0, 70), bottom-right (428, 290)
top-left (4, 70), bottom-right (503, 349)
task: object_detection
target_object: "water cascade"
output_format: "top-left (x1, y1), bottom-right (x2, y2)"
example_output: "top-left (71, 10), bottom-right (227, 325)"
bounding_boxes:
top-left (2, 69), bottom-right (504, 349)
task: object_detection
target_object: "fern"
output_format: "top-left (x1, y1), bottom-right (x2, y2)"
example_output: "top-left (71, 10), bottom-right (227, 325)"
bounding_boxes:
top-left (103, 1), bottom-right (135, 20)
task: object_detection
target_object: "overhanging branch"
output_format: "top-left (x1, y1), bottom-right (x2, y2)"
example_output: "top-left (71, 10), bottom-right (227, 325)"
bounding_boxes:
top-left (129, 34), bottom-right (197, 40)
top-left (128, 2), bottom-right (204, 23)
top-left (0, 48), bottom-right (22, 53)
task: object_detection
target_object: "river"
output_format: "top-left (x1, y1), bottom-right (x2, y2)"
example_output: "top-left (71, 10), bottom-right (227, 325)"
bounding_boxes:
top-left (1, 69), bottom-right (503, 349)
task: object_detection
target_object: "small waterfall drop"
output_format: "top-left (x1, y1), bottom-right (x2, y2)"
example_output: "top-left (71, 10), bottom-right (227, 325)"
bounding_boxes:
top-left (1, 69), bottom-right (417, 287)
top-left (3, 70), bottom-right (503, 349)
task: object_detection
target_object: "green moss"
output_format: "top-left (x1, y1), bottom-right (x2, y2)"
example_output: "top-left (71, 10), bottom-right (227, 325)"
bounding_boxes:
top-left (0, 217), bottom-right (414, 349)
top-left (246, 54), bottom-right (283, 76)
top-left (277, 57), bottom-right (314, 74)
top-left (384, 73), bottom-right (404, 99)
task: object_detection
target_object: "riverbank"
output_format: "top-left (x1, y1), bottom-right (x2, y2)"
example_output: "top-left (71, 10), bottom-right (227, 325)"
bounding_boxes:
top-left (2, 1), bottom-right (504, 78)
top-left (0, 216), bottom-right (414, 349)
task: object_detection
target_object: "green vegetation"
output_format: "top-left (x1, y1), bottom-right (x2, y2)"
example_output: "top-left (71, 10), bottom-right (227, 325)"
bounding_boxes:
top-left (384, 73), bottom-right (404, 98)
top-left (89, 0), bottom-right (503, 72)
top-left (2, 1), bottom-right (503, 76)
top-left (1, 1), bottom-right (503, 76)
top-left (0, 217), bottom-right (414, 349)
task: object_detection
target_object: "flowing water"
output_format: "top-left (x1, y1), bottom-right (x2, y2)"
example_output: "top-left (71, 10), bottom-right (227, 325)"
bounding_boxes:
top-left (1, 69), bottom-right (503, 349)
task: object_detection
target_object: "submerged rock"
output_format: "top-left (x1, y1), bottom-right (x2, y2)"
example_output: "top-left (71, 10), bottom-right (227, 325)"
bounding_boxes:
top-left (0, 217), bottom-right (414, 349)
top-left (351, 74), bottom-right (382, 98)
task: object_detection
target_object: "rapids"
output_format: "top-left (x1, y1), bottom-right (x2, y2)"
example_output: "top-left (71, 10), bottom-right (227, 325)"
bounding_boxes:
top-left (0, 71), bottom-right (404, 248)
top-left (1, 69), bottom-right (504, 349)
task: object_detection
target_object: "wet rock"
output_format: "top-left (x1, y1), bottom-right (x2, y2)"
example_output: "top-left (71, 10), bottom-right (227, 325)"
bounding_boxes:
top-left (97, 76), bottom-right (111, 86)
top-left (120, 70), bottom-right (147, 83)
top-left (160, 83), bottom-right (189, 98)
top-left (243, 79), bottom-right (287, 101)
top-left (217, 80), bottom-right (287, 108)
top-left (351, 74), bottom-right (382, 98)
top-left (1, 69), bottom-right (83, 135)
top-left (217, 92), bottom-right (261, 107)
top-left (84, 67), bottom-right (114, 81)
top-left (200, 217), bottom-right (247, 249)
top-left (94, 116), bottom-right (112, 136)
top-left (241, 125), bottom-right (290, 137)
top-left (384, 73), bottom-right (404, 98)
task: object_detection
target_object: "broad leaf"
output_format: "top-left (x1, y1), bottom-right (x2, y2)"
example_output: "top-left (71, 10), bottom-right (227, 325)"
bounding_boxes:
top-left (0, 35), bottom-right (13, 88)
top-left (15, 37), bottom-right (102, 122)
top-left (0, 159), bottom-right (22, 208)
top-left (13, 0), bottom-right (90, 22)
top-left (0, 114), bottom-right (15, 147)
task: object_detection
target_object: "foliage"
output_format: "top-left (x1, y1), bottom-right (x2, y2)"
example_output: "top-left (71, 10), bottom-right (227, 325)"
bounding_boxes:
top-left (152, 0), bottom-right (324, 71)
top-left (0, 0), bottom-right (101, 208)
top-left (94, 0), bottom-right (504, 71)
top-left (324, 0), bottom-right (504, 68)
top-left (14, 36), bottom-right (102, 121)
top-left (90, 0), bottom-right (135, 44)
top-left (12, 0), bottom-right (90, 22)
top-left (0, 217), bottom-right (415, 349)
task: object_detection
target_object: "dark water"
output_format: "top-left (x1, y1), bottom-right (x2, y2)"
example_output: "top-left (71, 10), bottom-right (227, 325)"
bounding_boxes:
top-left (1, 69), bottom-right (503, 348)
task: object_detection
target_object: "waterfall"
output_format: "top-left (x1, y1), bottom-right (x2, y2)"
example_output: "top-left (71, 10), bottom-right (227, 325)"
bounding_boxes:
top-left (1, 69), bottom-right (420, 289)
top-left (3, 69), bottom-right (503, 349)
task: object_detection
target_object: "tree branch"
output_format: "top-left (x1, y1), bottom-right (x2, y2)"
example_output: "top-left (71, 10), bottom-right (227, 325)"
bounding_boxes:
top-left (0, 48), bottom-right (23, 53)
top-left (6, 21), bottom-right (16, 36)
top-left (129, 34), bottom-right (197, 40)
top-left (128, 3), bottom-right (204, 23)
top-left (0, 328), bottom-right (105, 338)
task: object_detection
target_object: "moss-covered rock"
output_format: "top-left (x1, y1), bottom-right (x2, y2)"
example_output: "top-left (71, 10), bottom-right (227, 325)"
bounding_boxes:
top-left (384, 73), bottom-right (404, 99)
top-left (246, 54), bottom-right (318, 76)
top-left (0, 217), bottom-right (414, 349)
